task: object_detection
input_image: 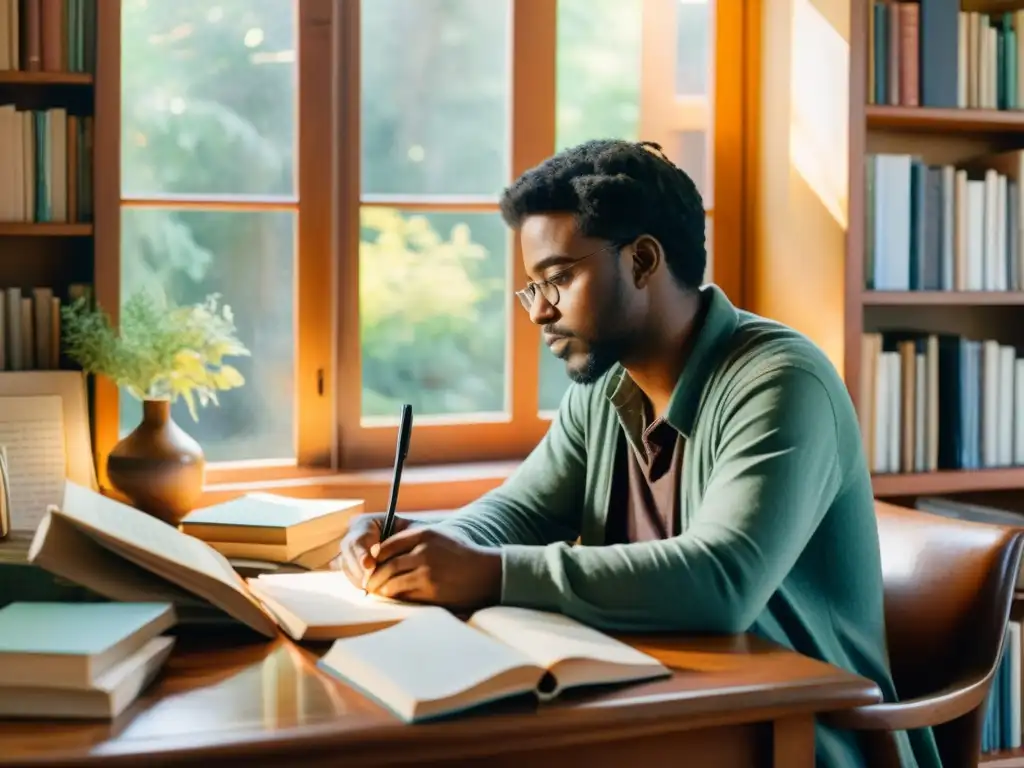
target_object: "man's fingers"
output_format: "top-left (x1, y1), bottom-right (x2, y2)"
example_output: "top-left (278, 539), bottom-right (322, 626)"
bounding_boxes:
top-left (376, 570), bottom-right (425, 601)
top-left (365, 548), bottom-right (425, 594)
top-left (339, 543), bottom-right (367, 587)
top-left (373, 527), bottom-right (427, 563)
top-left (354, 529), bottom-right (381, 569)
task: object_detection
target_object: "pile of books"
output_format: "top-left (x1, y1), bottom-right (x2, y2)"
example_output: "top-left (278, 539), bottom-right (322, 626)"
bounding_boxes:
top-left (178, 493), bottom-right (366, 577)
top-left (0, 601), bottom-right (176, 719)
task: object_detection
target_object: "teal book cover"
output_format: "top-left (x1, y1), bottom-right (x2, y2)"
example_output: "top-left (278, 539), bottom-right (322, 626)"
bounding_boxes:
top-left (0, 602), bottom-right (172, 656)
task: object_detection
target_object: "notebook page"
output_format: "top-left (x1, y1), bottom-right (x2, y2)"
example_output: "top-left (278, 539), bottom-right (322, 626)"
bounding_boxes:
top-left (0, 395), bottom-right (67, 530)
top-left (0, 371), bottom-right (97, 492)
top-left (252, 570), bottom-right (415, 606)
top-left (318, 610), bottom-right (540, 720)
top-left (468, 606), bottom-right (666, 672)
top-left (247, 572), bottom-right (444, 631)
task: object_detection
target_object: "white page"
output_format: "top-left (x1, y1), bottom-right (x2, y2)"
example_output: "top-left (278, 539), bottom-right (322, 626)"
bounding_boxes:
top-left (0, 371), bottom-right (97, 491)
top-left (319, 610), bottom-right (538, 720)
top-left (0, 396), bottom-right (66, 530)
top-left (250, 571), bottom-right (437, 614)
top-left (55, 481), bottom-right (244, 590)
top-left (469, 606), bottom-right (667, 671)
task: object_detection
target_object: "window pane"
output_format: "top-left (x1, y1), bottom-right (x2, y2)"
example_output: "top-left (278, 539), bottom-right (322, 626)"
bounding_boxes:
top-left (120, 0), bottom-right (297, 198)
top-left (119, 208), bottom-right (296, 461)
top-left (360, 209), bottom-right (508, 420)
top-left (705, 213), bottom-right (714, 283)
top-left (544, 0), bottom-right (642, 411)
top-left (361, 0), bottom-right (510, 197)
top-left (676, 0), bottom-right (711, 97)
top-left (668, 129), bottom-right (710, 201)
top-left (556, 0), bottom-right (641, 150)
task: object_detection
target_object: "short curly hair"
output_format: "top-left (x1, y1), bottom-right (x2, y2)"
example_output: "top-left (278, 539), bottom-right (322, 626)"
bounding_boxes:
top-left (499, 139), bottom-right (706, 289)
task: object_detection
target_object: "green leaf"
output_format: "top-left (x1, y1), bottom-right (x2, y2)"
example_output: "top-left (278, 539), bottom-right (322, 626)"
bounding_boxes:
top-left (61, 290), bottom-right (249, 421)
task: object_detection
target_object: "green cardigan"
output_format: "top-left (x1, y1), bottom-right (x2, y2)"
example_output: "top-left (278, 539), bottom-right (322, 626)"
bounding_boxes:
top-left (434, 284), bottom-right (941, 768)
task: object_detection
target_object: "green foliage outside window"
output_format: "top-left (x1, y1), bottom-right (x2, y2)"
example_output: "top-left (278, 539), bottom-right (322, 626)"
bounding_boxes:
top-left (119, 0), bottom-right (641, 459)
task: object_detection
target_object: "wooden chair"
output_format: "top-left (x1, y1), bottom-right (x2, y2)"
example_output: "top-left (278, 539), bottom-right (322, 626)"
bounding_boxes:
top-left (821, 500), bottom-right (1024, 768)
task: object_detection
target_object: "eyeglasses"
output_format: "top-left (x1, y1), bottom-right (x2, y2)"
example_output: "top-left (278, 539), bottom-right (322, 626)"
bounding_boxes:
top-left (515, 244), bottom-right (620, 311)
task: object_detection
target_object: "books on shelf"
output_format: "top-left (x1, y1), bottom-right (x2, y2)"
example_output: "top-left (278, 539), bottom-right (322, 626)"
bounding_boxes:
top-left (866, 150), bottom-right (1024, 292)
top-left (915, 496), bottom-right (1024, 586)
top-left (868, 1), bottom-right (1023, 110)
top-left (0, 601), bottom-right (176, 719)
top-left (0, 282), bottom-right (88, 372)
top-left (977, 615), bottom-right (1021, 754)
top-left (0, 105), bottom-right (93, 224)
top-left (861, 331), bottom-right (1024, 475)
top-left (0, 0), bottom-right (96, 74)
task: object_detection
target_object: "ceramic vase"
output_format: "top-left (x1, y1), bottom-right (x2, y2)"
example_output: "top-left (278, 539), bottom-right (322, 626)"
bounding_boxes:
top-left (106, 398), bottom-right (205, 526)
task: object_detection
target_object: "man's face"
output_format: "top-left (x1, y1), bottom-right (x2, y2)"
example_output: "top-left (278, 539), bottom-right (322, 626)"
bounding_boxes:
top-left (519, 213), bottom-right (634, 384)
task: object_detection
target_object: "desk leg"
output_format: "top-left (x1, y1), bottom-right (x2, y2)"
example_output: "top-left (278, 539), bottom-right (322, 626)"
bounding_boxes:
top-left (772, 714), bottom-right (815, 767)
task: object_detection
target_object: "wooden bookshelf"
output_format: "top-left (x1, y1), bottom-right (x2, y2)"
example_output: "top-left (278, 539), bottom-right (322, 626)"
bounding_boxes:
top-left (863, 291), bottom-right (1024, 306)
top-left (856, 5), bottom-right (1024, 763)
top-left (872, 468), bottom-right (1024, 496)
top-left (0, 71), bottom-right (92, 86)
top-left (867, 104), bottom-right (1024, 133)
top-left (846, 2), bottom-right (1024, 504)
top-left (981, 749), bottom-right (1024, 767)
top-left (0, 223), bottom-right (92, 237)
top-left (0, 0), bottom-right (100, 375)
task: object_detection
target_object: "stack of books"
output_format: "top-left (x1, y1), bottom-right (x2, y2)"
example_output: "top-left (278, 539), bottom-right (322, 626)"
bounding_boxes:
top-left (0, 530), bottom-right (102, 609)
top-left (178, 493), bottom-right (365, 577)
top-left (0, 601), bottom-right (176, 719)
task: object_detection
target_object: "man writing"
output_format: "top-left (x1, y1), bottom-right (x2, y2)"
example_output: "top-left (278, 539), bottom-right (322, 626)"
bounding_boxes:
top-left (337, 139), bottom-right (940, 768)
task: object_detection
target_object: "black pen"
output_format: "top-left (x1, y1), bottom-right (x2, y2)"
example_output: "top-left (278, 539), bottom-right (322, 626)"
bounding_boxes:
top-left (381, 403), bottom-right (413, 540)
top-left (363, 403), bottom-right (413, 592)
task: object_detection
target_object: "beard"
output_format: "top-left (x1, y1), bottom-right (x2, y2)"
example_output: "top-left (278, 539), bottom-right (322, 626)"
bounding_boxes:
top-left (560, 336), bottom-right (629, 385)
top-left (548, 274), bottom-right (631, 385)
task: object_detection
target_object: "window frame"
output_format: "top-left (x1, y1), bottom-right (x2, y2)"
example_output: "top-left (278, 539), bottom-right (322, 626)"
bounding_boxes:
top-left (94, 0), bottom-right (336, 487)
top-left (640, 0), bottom-right (745, 303)
top-left (332, 0), bottom-right (553, 471)
top-left (96, 0), bottom-right (748, 488)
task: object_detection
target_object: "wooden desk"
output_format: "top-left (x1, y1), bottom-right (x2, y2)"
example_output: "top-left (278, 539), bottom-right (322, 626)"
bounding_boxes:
top-left (0, 628), bottom-right (880, 768)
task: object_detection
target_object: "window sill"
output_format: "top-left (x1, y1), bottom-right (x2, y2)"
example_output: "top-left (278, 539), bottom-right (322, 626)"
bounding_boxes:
top-left (196, 460), bottom-right (519, 513)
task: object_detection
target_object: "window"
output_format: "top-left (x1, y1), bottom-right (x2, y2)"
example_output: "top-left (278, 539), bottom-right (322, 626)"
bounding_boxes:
top-left (358, 0), bottom-right (511, 422)
top-left (119, 0), bottom-right (300, 462)
top-left (335, 0), bottom-right (553, 469)
top-left (541, 0), bottom-right (731, 413)
top-left (107, 0), bottom-right (746, 481)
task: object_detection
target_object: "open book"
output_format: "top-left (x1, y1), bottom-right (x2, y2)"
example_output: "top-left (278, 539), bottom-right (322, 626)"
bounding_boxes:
top-left (245, 571), bottom-right (444, 640)
top-left (317, 607), bottom-right (671, 722)
top-left (27, 481), bottom-right (436, 640)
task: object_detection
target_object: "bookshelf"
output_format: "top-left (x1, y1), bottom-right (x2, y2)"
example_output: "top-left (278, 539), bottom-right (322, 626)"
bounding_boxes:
top-left (867, 104), bottom-right (1024, 132)
top-left (0, 0), bottom-right (97, 374)
top-left (0, 70), bottom-right (92, 85)
top-left (850, 1), bottom-right (1024, 764)
top-left (844, 0), bottom-right (1024, 505)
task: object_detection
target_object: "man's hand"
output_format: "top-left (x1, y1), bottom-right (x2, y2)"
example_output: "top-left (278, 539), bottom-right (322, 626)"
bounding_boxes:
top-left (334, 514), bottom-right (414, 588)
top-left (364, 527), bottom-right (502, 611)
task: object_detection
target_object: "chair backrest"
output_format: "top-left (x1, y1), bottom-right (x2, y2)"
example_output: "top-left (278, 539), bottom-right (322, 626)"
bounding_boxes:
top-left (875, 500), bottom-right (1024, 766)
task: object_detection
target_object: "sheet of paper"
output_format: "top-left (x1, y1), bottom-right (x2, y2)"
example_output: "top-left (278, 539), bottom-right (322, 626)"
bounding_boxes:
top-left (469, 606), bottom-right (668, 671)
top-left (0, 371), bottom-right (96, 491)
top-left (253, 570), bottom-right (412, 606)
top-left (0, 396), bottom-right (66, 531)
